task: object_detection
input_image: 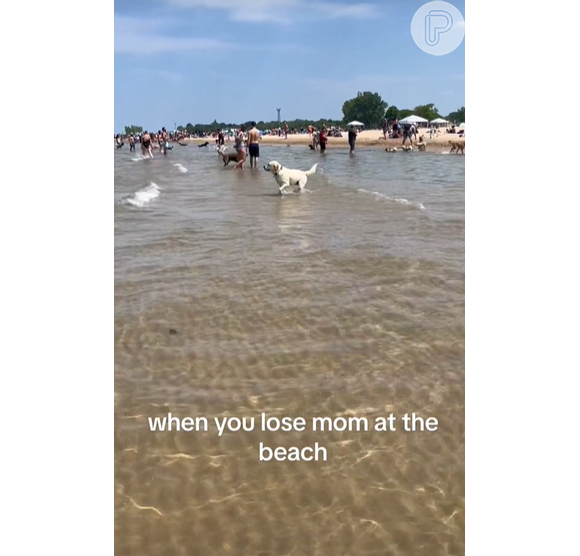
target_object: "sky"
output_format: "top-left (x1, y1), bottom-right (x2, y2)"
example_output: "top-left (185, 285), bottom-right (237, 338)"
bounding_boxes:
top-left (114, 0), bottom-right (465, 132)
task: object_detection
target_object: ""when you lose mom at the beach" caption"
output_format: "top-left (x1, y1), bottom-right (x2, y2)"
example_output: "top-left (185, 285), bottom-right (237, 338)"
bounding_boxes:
top-left (148, 412), bottom-right (439, 462)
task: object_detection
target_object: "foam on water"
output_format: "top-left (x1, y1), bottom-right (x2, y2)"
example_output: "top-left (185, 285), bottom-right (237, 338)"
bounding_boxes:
top-left (131, 154), bottom-right (153, 161)
top-left (120, 182), bottom-right (161, 207)
top-left (357, 188), bottom-right (425, 210)
top-left (174, 163), bottom-right (188, 173)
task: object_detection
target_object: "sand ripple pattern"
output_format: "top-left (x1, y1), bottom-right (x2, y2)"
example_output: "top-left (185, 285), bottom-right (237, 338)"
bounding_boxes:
top-left (115, 146), bottom-right (465, 555)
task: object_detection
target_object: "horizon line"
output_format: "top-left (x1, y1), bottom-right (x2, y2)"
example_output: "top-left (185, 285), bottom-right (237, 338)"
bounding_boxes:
top-left (117, 108), bottom-right (465, 132)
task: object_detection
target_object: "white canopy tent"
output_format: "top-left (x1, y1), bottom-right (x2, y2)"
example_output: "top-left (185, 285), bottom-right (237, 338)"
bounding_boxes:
top-left (430, 118), bottom-right (449, 125)
top-left (346, 120), bottom-right (365, 127)
top-left (458, 122), bottom-right (465, 128)
top-left (398, 115), bottom-right (429, 128)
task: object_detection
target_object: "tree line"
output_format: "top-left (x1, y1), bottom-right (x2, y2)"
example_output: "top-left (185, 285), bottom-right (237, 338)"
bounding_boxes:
top-left (342, 91), bottom-right (464, 127)
top-left (122, 92), bottom-right (464, 135)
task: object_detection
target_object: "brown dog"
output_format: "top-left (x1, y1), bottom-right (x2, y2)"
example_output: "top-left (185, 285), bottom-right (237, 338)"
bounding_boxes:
top-left (218, 145), bottom-right (240, 166)
top-left (222, 153), bottom-right (239, 166)
top-left (448, 140), bottom-right (465, 154)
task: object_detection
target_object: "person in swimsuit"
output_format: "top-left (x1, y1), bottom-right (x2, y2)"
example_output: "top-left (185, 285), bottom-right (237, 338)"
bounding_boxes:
top-left (161, 127), bottom-right (169, 155)
top-left (128, 134), bottom-right (135, 152)
top-left (319, 126), bottom-right (328, 153)
top-left (381, 118), bottom-right (388, 140)
top-left (141, 131), bottom-right (153, 158)
top-left (233, 125), bottom-right (246, 169)
top-left (402, 123), bottom-right (412, 146)
top-left (247, 122), bottom-right (260, 168)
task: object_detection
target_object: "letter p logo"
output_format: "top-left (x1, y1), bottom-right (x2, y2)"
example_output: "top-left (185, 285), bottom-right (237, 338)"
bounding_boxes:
top-left (425, 10), bottom-right (453, 46)
top-left (411, 1), bottom-right (464, 56)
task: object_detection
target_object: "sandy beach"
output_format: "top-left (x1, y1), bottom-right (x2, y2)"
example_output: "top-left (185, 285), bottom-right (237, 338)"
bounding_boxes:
top-left (180, 129), bottom-right (464, 152)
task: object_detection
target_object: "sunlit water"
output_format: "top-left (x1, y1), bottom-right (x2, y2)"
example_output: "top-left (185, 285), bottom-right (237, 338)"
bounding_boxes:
top-left (115, 143), bottom-right (465, 556)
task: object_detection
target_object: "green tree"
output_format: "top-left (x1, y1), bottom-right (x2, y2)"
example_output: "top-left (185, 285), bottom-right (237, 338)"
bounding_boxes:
top-left (342, 91), bottom-right (388, 128)
top-left (397, 109), bottom-right (414, 120)
top-left (412, 103), bottom-right (440, 121)
top-left (385, 105), bottom-right (399, 120)
top-left (445, 106), bottom-right (465, 123)
top-left (174, 117), bottom-right (347, 133)
top-left (124, 125), bottom-right (143, 135)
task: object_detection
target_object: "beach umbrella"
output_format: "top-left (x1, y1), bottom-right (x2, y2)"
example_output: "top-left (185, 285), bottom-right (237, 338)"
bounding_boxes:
top-left (346, 121), bottom-right (365, 127)
top-left (458, 122), bottom-right (465, 128)
top-left (399, 115), bottom-right (429, 124)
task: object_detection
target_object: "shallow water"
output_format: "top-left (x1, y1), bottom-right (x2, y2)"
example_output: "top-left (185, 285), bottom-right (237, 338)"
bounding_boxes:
top-left (114, 143), bottom-right (465, 556)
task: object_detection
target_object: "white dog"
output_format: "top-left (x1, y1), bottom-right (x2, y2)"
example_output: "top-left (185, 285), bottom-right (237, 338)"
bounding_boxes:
top-left (263, 160), bottom-right (318, 194)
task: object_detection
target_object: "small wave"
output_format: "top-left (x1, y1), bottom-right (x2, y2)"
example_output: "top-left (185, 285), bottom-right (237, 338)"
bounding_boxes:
top-left (281, 187), bottom-right (311, 195)
top-left (173, 163), bottom-right (188, 173)
top-left (357, 188), bottom-right (425, 210)
top-left (120, 182), bottom-right (160, 207)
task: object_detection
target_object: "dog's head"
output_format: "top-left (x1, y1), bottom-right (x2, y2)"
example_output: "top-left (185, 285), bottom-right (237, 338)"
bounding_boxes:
top-left (263, 161), bottom-right (282, 175)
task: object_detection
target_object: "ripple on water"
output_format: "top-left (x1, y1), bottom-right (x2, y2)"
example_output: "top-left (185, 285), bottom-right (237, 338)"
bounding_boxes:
top-left (114, 146), bottom-right (464, 556)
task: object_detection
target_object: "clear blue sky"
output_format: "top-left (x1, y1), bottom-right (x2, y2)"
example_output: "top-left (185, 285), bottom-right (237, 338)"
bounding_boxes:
top-left (114, 0), bottom-right (465, 132)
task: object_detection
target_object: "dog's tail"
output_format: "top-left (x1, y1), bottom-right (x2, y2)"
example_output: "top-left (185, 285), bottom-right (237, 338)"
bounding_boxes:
top-left (305, 163), bottom-right (318, 176)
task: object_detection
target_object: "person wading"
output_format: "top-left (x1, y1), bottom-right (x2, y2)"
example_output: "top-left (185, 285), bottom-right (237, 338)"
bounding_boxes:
top-left (233, 125), bottom-right (247, 169)
top-left (247, 122), bottom-right (260, 168)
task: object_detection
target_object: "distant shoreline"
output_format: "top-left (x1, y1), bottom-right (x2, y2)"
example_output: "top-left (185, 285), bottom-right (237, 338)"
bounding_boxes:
top-left (179, 130), bottom-right (463, 153)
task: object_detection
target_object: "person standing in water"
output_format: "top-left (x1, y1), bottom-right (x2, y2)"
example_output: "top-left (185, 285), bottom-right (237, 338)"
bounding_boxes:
top-left (233, 125), bottom-right (246, 169)
top-left (348, 125), bottom-right (358, 154)
top-left (247, 122), bottom-right (260, 168)
top-left (141, 130), bottom-right (153, 158)
top-left (161, 127), bottom-right (169, 155)
top-left (319, 125), bottom-right (328, 153)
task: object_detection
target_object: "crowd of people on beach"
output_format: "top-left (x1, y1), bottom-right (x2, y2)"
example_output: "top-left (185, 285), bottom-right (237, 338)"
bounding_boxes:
top-left (115, 118), bottom-right (465, 162)
top-left (381, 118), bottom-right (462, 141)
top-left (115, 128), bottom-right (173, 158)
top-left (218, 122), bottom-right (360, 169)
top-left (114, 121), bottom-right (360, 166)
